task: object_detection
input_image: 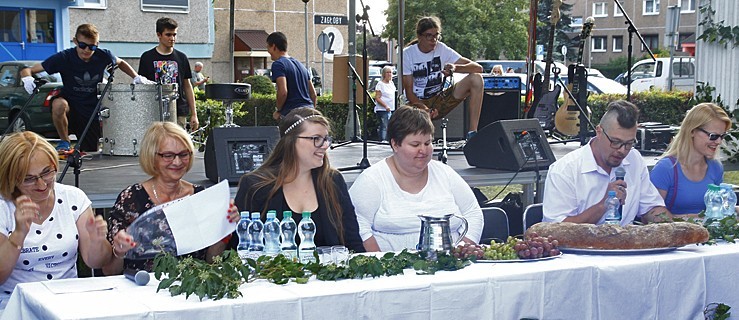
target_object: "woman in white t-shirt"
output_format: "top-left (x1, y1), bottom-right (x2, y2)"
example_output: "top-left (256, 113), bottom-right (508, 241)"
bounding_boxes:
top-left (349, 106), bottom-right (483, 252)
top-left (374, 66), bottom-right (396, 142)
top-left (0, 132), bottom-right (111, 308)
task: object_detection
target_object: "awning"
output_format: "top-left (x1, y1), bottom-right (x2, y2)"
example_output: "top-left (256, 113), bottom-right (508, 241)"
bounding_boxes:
top-left (234, 29), bottom-right (269, 53)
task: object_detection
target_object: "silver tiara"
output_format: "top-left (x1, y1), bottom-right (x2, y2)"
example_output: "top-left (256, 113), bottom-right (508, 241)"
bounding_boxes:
top-left (284, 115), bottom-right (320, 135)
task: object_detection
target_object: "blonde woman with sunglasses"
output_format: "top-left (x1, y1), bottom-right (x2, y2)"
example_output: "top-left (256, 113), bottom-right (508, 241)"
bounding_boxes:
top-left (650, 103), bottom-right (732, 216)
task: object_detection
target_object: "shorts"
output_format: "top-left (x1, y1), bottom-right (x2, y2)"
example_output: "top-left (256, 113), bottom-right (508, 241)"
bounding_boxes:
top-left (420, 84), bottom-right (465, 120)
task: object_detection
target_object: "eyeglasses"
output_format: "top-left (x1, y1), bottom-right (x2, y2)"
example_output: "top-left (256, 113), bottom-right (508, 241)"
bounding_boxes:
top-left (298, 135), bottom-right (333, 147)
top-left (697, 127), bottom-right (728, 141)
top-left (421, 32), bottom-right (442, 41)
top-left (601, 129), bottom-right (637, 150)
top-left (157, 151), bottom-right (192, 162)
top-left (77, 41), bottom-right (98, 51)
top-left (22, 168), bottom-right (56, 186)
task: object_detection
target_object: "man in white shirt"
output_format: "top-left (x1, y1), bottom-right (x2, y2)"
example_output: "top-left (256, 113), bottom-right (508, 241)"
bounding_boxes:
top-left (543, 100), bottom-right (672, 225)
top-left (402, 16), bottom-right (483, 140)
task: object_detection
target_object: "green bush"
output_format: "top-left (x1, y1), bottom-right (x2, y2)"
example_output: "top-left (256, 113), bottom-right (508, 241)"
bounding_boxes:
top-left (587, 90), bottom-right (694, 126)
top-left (242, 75), bottom-right (276, 95)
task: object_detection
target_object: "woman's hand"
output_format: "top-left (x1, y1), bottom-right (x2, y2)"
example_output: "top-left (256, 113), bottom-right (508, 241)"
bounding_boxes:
top-left (111, 230), bottom-right (136, 258)
top-left (13, 195), bottom-right (39, 236)
top-left (227, 199), bottom-right (239, 224)
top-left (85, 215), bottom-right (108, 244)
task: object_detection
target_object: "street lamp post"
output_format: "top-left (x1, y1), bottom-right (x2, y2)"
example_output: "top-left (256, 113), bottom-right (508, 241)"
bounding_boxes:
top-left (303, 0), bottom-right (310, 68)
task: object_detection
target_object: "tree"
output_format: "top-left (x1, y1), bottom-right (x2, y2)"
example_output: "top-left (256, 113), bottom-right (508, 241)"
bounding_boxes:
top-left (356, 26), bottom-right (389, 60)
top-left (382, 0), bottom-right (529, 60)
top-left (536, 0), bottom-right (578, 63)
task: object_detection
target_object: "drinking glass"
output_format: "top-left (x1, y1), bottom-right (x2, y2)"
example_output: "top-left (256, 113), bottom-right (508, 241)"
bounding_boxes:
top-left (332, 245), bottom-right (349, 265)
top-left (317, 246), bottom-right (333, 265)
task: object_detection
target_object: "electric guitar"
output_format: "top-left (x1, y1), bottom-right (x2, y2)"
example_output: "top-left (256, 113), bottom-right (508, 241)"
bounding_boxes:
top-left (554, 17), bottom-right (595, 136)
top-left (531, 0), bottom-right (562, 130)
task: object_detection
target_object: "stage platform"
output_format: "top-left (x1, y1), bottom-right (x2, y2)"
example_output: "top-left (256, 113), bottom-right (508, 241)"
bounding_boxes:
top-left (56, 139), bottom-right (661, 209)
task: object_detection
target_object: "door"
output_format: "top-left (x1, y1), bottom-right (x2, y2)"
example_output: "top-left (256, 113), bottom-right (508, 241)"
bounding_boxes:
top-left (0, 8), bottom-right (56, 61)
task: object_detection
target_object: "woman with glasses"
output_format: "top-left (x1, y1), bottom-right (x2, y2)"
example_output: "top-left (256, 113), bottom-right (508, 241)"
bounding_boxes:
top-left (0, 131), bottom-right (111, 305)
top-left (349, 106), bottom-right (483, 251)
top-left (374, 65), bottom-right (396, 142)
top-left (234, 108), bottom-right (365, 253)
top-left (650, 103), bottom-right (731, 216)
top-left (103, 122), bottom-right (239, 275)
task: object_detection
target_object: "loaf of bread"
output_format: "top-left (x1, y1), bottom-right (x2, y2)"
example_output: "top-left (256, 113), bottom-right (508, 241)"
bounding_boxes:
top-left (527, 222), bottom-right (709, 249)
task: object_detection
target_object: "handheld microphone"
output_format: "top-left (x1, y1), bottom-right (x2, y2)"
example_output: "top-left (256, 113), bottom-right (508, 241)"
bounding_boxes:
top-left (124, 268), bottom-right (150, 286)
top-left (615, 166), bottom-right (626, 216)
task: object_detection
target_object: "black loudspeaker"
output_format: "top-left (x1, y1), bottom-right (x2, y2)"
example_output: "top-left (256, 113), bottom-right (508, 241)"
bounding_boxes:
top-left (432, 99), bottom-right (468, 141)
top-left (464, 119), bottom-right (555, 171)
top-left (204, 126), bottom-right (280, 183)
top-left (478, 76), bottom-right (521, 130)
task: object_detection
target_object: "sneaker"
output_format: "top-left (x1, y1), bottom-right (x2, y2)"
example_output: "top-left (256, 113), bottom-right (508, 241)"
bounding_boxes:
top-left (56, 141), bottom-right (71, 153)
top-left (466, 131), bottom-right (477, 141)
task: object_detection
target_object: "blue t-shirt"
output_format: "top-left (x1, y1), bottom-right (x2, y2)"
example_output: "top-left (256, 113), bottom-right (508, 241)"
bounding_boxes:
top-left (270, 56), bottom-right (312, 115)
top-left (650, 157), bottom-right (723, 215)
top-left (42, 47), bottom-right (116, 115)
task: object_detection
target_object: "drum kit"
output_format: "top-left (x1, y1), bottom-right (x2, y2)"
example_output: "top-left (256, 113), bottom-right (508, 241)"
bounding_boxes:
top-left (98, 83), bottom-right (178, 156)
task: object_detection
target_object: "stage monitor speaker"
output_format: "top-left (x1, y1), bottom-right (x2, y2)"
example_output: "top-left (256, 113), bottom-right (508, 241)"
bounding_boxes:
top-left (478, 90), bottom-right (521, 130)
top-left (204, 126), bottom-right (280, 183)
top-left (332, 55), bottom-right (367, 104)
top-left (464, 119), bottom-right (555, 171)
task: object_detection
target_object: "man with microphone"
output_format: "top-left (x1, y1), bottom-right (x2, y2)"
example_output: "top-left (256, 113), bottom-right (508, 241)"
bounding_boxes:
top-left (542, 100), bottom-right (672, 225)
top-left (20, 23), bottom-right (151, 153)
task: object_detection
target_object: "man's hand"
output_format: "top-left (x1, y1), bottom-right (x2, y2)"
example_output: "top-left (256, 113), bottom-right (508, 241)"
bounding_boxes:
top-left (273, 111), bottom-right (282, 121)
top-left (189, 114), bottom-right (199, 131)
top-left (133, 75), bottom-right (155, 85)
top-left (21, 76), bottom-right (35, 94)
top-left (442, 63), bottom-right (456, 77)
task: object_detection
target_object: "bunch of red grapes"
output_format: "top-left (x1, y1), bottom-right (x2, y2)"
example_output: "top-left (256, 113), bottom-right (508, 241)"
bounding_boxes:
top-left (452, 243), bottom-right (485, 260)
top-left (515, 233), bottom-right (560, 259)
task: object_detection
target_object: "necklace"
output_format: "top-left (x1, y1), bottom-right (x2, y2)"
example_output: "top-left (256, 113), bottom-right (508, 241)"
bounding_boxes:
top-left (151, 180), bottom-right (182, 204)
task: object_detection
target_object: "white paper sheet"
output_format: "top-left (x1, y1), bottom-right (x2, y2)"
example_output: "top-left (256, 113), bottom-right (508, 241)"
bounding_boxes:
top-left (164, 180), bottom-right (236, 255)
top-left (41, 278), bottom-right (116, 294)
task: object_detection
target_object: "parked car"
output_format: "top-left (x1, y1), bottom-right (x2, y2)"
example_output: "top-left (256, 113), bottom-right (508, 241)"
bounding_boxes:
top-left (310, 67), bottom-right (322, 95)
top-left (559, 75), bottom-right (627, 95)
top-left (619, 57), bottom-right (695, 92)
top-left (0, 60), bottom-right (61, 137)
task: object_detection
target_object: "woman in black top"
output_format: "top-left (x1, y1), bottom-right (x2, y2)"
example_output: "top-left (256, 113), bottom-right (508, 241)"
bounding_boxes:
top-left (234, 108), bottom-right (365, 252)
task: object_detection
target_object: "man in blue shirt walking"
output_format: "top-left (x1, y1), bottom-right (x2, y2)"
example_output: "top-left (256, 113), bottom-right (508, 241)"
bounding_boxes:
top-left (267, 32), bottom-right (317, 120)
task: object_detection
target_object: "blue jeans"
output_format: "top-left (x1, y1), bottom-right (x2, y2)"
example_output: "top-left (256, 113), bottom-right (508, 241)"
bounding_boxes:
top-left (375, 110), bottom-right (391, 141)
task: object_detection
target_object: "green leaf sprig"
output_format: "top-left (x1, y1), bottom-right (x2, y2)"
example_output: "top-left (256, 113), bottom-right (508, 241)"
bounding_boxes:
top-left (153, 250), bottom-right (250, 301)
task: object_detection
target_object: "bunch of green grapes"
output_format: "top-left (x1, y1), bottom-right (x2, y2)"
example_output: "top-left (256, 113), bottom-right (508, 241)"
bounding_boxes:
top-left (482, 236), bottom-right (518, 260)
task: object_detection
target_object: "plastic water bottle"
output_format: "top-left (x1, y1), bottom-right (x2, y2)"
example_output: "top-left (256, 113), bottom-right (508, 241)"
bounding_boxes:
top-left (720, 183), bottom-right (737, 217)
top-left (263, 210), bottom-right (281, 256)
top-left (236, 211), bottom-right (251, 260)
top-left (247, 212), bottom-right (264, 256)
top-left (704, 184), bottom-right (723, 222)
top-left (298, 211), bottom-right (317, 264)
top-left (279, 211), bottom-right (298, 261)
top-left (604, 190), bottom-right (621, 225)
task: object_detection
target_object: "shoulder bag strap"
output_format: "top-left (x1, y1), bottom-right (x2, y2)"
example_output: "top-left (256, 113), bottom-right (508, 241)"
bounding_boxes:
top-left (667, 156), bottom-right (678, 210)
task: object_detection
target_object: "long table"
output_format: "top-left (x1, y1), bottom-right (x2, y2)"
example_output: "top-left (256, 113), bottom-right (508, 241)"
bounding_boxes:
top-left (3, 243), bottom-right (738, 319)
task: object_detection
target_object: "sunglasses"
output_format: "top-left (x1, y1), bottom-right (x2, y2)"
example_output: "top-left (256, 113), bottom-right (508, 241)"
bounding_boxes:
top-left (77, 41), bottom-right (98, 51)
top-left (697, 127), bottom-right (728, 141)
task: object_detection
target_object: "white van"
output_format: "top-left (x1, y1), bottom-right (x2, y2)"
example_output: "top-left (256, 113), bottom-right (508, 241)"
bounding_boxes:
top-left (626, 57), bottom-right (695, 92)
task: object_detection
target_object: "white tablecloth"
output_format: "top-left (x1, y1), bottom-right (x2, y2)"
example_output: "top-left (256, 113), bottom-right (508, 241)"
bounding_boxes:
top-left (3, 243), bottom-right (739, 320)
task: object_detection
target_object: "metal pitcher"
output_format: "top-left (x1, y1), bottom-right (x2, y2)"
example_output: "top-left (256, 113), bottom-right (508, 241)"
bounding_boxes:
top-left (416, 213), bottom-right (469, 260)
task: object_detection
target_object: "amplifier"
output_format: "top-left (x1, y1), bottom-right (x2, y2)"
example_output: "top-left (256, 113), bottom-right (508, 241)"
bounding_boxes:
top-left (482, 76), bottom-right (521, 91)
top-left (635, 122), bottom-right (677, 152)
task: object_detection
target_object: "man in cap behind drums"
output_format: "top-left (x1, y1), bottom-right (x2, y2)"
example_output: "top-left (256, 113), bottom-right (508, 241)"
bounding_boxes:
top-left (137, 17), bottom-right (199, 131)
top-left (20, 24), bottom-right (150, 153)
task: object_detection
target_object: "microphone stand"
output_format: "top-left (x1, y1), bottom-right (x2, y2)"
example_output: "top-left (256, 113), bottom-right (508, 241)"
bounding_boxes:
top-left (613, 0), bottom-right (656, 101)
top-left (57, 65), bottom-right (117, 187)
top-left (1, 78), bottom-right (48, 142)
top-left (337, 61), bottom-right (377, 171)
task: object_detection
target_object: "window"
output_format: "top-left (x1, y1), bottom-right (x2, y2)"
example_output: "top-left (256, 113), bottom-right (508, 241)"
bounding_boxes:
top-left (613, 36), bottom-right (623, 52)
top-left (593, 2), bottom-right (608, 17)
top-left (571, 16), bottom-right (583, 28)
top-left (614, 1), bottom-right (624, 16)
top-left (25, 10), bottom-right (55, 43)
top-left (680, 0), bottom-right (695, 12)
top-left (642, 35), bottom-right (659, 52)
top-left (678, 33), bottom-right (694, 50)
top-left (672, 59), bottom-right (695, 77)
top-left (632, 61), bottom-right (656, 80)
top-left (141, 0), bottom-right (189, 13)
top-left (644, 0), bottom-right (660, 15)
top-left (592, 36), bottom-right (607, 52)
top-left (76, 0), bottom-right (107, 8)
